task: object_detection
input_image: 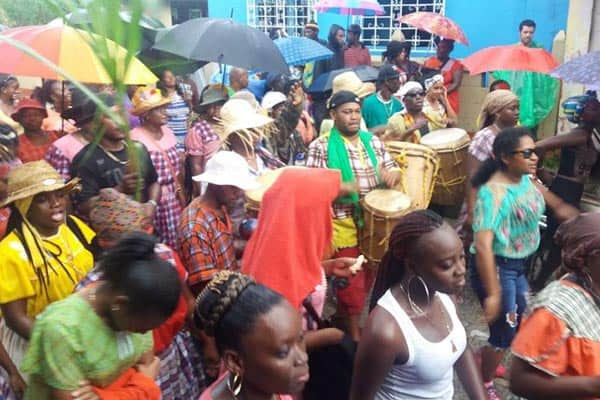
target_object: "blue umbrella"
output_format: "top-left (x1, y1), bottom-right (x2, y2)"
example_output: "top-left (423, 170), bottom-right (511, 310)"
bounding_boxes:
top-left (551, 51), bottom-right (600, 90)
top-left (274, 36), bottom-right (333, 66)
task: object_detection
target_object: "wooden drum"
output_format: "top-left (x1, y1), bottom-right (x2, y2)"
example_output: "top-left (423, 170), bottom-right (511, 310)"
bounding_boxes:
top-left (244, 168), bottom-right (286, 218)
top-left (386, 141), bottom-right (439, 209)
top-left (359, 189), bottom-right (412, 263)
top-left (420, 128), bottom-right (470, 205)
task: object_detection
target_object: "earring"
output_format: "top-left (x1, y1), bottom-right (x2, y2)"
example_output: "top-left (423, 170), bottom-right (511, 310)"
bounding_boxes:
top-left (227, 373), bottom-right (242, 397)
top-left (406, 275), bottom-right (431, 316)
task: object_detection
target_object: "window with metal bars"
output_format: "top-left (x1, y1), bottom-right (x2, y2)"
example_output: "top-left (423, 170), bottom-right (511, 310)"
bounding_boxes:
top-left (247, 0), bottom-right (318, 38)
top-left (359, 0), bottom-right (445, 54)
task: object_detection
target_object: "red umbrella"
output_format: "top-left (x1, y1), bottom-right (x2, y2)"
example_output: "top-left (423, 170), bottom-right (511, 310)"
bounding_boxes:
top-left (462, 45), bottom-right (559, 75)
top-left (397, 12), bottom-right (469, 45)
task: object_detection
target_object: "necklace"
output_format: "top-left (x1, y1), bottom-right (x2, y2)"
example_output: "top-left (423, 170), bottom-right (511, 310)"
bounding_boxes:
top-left (376, 92), bottom-right (394, 118)
top-left (98, 142), bottom-right (127, 165)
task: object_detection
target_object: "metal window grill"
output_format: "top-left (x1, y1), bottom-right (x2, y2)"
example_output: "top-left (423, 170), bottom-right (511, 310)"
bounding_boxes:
top-left (247, 0), bottom-right (318, 37)
top-left (359, 0), bottom-right (445, 54)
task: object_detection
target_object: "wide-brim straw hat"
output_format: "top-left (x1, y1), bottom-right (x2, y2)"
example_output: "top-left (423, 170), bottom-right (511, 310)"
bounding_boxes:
top-left (0, 160), bottom-right (80, 207)
top-left (218, 98), bottom-right (273, 138)
top-left (131, 86), bottom-right (171, 116)
top-left (332, 71), bottom-right (376, 99)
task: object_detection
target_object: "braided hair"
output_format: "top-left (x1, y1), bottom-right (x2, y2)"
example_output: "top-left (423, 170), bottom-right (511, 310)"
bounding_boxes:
top-left (370, 210), bottom-right (444, 310)
top-left (194, 271), bottom-right (284, 353)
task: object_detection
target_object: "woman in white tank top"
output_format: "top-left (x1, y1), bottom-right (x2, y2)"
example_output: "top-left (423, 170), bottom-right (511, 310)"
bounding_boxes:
top-left (350, 210), bottom-right (486, 400)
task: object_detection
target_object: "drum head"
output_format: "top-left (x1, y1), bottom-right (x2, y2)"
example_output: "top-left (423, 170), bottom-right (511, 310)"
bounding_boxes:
top-left (363, 189), bottom-right (411, 216)
top-left (421, 128), bottom-right (469, 148)
top-left (245, 166), bottom-right (308, 202)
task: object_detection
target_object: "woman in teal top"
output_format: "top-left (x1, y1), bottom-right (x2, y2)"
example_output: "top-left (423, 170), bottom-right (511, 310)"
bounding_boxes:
top-left (21, 232), bottom-right (182, 400)
top-left (469, 127), bottom-right (578, 399)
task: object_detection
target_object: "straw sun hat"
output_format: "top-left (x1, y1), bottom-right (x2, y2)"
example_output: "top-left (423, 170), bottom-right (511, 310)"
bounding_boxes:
top-left (332, 71), bottom-right (375, 99)
top-left (131, 86), bottom-right (171, 116)
top-left (218, 98), bottom-right (273, 139)
top-left (0, 160), bottom-right (80, 207)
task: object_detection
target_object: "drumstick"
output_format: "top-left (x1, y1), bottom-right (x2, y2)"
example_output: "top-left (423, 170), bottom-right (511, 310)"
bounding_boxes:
top-left (350, 255), bottom-right (365, 274)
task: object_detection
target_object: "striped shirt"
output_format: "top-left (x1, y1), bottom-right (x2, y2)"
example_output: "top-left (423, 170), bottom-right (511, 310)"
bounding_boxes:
top-left (166, 93), bottom-right (190, 152)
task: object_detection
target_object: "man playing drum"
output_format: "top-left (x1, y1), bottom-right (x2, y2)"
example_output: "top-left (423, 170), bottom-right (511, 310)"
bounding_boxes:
top-left (306, 90), bottom-right (399, 341)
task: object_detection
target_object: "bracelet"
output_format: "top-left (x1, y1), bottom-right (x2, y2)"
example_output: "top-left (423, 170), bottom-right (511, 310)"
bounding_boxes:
top-left (148, 200), bottom-right (158, 208)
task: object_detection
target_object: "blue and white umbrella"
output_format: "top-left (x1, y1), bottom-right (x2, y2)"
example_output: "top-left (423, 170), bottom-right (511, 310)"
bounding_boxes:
top-left (551, 51), bottom-right (600, 90)
top-left (274, 36), bottom-right (333, 66)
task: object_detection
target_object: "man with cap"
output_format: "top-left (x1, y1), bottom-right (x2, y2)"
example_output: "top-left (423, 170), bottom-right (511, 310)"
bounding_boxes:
top-left (69, 94), bottom-right (160, 221)
top-left (306, 90), bottom-right (398, 341)
top-left (178, 151), bottom-right (258, 296)
top-left (344, 24), bottom-right (371, 67)
top-left (383, 81), bottom-right (433, 143)
top-left (185, 83), bottom-right (229, 196)
top-left (361, 65), bottom-right (403, 134)
top-left (303, 21), bottom-right (329, 88)
top-left (11, 99), bottom-right (57, 164)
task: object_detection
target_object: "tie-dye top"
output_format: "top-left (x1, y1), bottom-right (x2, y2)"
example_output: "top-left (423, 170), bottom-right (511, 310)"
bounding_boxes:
top-left (470, 175), bottom-right (545, 258)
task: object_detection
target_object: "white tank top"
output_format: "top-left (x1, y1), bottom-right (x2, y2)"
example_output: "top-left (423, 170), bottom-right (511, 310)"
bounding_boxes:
top-left (374, 290), bottom-right (467, 400)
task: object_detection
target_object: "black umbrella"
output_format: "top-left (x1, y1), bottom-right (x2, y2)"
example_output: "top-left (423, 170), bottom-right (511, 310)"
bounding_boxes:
top-left (307, 65), bottom-right (380, 94)
top-left (152, 18), bottom-right (289, 75)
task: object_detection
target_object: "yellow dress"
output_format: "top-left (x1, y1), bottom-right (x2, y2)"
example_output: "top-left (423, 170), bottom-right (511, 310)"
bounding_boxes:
top-left (0, 216), bottom-right (95, 318)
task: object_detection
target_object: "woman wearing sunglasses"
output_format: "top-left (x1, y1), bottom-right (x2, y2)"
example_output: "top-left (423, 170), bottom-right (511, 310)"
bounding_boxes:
top-left (469, 127), bottom-right (578, 399)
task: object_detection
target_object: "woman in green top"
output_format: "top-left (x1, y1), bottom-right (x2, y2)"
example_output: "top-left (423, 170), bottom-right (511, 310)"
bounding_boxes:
top-left (469, 127), bottom-right (578, 399)
top-left (21, 232), bottom-right (182, 400)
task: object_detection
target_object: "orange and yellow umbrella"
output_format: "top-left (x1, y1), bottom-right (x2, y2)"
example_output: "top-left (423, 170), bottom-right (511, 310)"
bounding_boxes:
top-left (397, 12), bottom-right (469, 46)
top-left (0, 24), bottom-right (157, 84)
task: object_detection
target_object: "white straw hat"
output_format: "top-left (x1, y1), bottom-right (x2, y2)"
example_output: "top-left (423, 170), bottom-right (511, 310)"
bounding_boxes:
top-left (219, 99), bottom-right (273, 138)
top-left (192, 151), bottom-right (260, 191)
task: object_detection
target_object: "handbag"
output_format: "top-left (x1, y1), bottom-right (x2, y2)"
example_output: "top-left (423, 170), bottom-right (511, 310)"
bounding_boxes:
top-left (301, 297), bottom-right (357, 400)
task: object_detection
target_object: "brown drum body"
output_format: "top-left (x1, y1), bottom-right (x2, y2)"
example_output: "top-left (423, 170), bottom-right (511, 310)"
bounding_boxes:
top-left (244, 167), bottom-right (308, 217)
top-left (420, 129), bottom-right (470, 205)
top-left (386, 141), bottom-right (439, 209)
top-left (359, 189), bottom-right (412, 263)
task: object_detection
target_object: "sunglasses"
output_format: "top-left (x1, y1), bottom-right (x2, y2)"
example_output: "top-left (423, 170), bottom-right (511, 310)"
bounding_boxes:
top-left (405, 91), bottom-right (425, 98)
top-left (511, 148), bottom-right (537, 159)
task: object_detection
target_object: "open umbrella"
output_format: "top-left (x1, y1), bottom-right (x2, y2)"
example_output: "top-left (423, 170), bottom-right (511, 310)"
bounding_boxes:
top-left (307, 65), bottom-right (379, 94)
top-left (551, 51), bottom-right (600, 89)
top-left (0, 24), bottom-right (157, 84)
top-left (314, 0), bottom-right (384, 16)
top-left (462, 45), bottom-right (559, 75)
top-left (274, 36), bottom-right (333, 66)
top-left (397, 12), bottom-right (469, 45)
top-left (152, 18), bottom-right (289, 75)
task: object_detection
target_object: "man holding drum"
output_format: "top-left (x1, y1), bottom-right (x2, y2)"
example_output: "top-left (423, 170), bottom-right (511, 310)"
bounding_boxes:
top-left (307, 90), bottom-right (399, 340)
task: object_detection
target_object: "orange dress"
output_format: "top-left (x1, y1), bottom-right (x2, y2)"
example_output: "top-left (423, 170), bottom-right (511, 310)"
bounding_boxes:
top-left (424, 57), bottom-right (464, 114)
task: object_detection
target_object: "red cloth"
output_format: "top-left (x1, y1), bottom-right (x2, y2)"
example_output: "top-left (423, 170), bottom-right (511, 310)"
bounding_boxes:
top-left (333, 246), bottom-right (376, 315)
top-left (344, 46), bottom-right (372, 67)
top-left (242, 168), bottom-right (341, 309)
top-left (92, 368), bottom-right (161, 400)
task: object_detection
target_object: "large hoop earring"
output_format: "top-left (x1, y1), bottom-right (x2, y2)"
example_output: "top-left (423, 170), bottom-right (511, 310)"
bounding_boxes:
top-left (227, 373), bottom-right (242, 397)
top-left (407, 275), bottom-right (431, 316)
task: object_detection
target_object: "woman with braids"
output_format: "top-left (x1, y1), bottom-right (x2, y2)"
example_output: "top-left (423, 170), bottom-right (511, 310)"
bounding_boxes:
top-left (0, 160), bottom-right (95, 380)
top-left (510, 212), bottom-right (600, 399)
top-left (469, 127), bottom-right (578, 399)
top-left (21, 232), bottom-right (181, 399)
top-left (196, 271), bottom-right (309, 400)
top-left (350, 210), bottom-right (485, 400)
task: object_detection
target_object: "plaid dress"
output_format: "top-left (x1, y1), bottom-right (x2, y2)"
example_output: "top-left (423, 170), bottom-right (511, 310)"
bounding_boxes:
top-left (131, 126), bottom-right (182, 248)
top-left (18, 131), bottom-right (58, 163)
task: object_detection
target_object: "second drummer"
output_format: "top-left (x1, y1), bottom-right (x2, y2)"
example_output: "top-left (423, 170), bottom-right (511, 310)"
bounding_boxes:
top-left (306, 90), bottom-right (399, 341)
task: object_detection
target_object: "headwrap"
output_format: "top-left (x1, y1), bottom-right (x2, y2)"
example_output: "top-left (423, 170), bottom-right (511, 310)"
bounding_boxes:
top-left (554, 212), bottom-right (600, 273)
top-left (242, 167), bottom-right (341, 309)
top-left (397, 81), bottom-right (424, 99)
top-left (424, 74), bottom-right (444, 92)
top-left (477, 89), bottom-right (519, 129)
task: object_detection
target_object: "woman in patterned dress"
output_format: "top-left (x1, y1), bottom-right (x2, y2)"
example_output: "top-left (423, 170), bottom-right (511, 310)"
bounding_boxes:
top-left (130, 86), bottom-right (184, 248)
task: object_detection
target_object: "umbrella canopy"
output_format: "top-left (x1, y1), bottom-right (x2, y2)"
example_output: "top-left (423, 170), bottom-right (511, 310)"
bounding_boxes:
top-left (137, 28), bottom-right (206, 76)
top-left (314, 0), bottom-right (384, 16)
top-left (152, 18), bottom-right (289, 75)
top-left (307, 65), bottom-right (379, 93)
top-left (397, 12), bottom-right (469, 45)
top-left (462, 45), bottom-right (559, 75)
top-left (551, 51), bottom-right (600, 89)
top-left (0, 24), bottom-right (158, 84)
top-left (274, 36), bottom-right (333, 66)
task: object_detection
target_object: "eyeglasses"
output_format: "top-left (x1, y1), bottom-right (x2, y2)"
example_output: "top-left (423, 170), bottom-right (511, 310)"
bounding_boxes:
top-left (511, 148), bottom-right (537, 159)
top-left (405, 91), bottom-right (425, 98)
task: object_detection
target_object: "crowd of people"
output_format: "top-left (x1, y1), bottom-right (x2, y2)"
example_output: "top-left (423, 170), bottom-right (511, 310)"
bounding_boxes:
top-left (0, 15), bottom-right (598, 400)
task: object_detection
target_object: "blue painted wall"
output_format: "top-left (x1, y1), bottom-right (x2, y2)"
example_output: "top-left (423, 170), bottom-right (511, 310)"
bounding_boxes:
top-left (207, 0), bottom-right (569, 58)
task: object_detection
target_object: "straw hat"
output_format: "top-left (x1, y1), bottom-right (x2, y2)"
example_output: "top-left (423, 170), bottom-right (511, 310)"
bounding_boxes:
top-left (11, 98), bottom-right (47, 121)
top-left (130, 86), bottom-right (171, 116)
top-left (332, 71), bottom-right (375, 99)
top-left (219, 98), bottom-right (273, 138)
top-left (0, 160), bottom-right (80, 207)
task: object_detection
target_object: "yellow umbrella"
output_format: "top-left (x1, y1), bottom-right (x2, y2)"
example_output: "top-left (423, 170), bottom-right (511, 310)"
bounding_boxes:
top-left (0, 24), bottom-right (157, 84)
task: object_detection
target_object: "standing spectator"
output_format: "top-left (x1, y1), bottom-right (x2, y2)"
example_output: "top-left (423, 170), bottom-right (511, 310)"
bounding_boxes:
top-left (361, 64), bottom-right (403, 134)
top-left (344, 24), bottom-right (371, 67)
top-left (303, 20), bottom-right (329, 87)
top-left (382, 41), bottom-right (422, 85)
top-left (12, 99), bottom-right (58, 163)
top-left (157, 69), bottom-right (190, 152)
top-left (424, 39), bottom-right (465, 114)
top-left (229, 68), bottom-right (250, 95)
top-left (34, 79), bottom-right (77, 136)
top-left (0, 75), bottom-right (21, 134)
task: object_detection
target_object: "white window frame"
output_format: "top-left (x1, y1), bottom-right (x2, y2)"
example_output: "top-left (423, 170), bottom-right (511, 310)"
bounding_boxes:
top-left (247, 0), bottom-right (318, 37)
top-left (358, 0), bottom-right (446, 55)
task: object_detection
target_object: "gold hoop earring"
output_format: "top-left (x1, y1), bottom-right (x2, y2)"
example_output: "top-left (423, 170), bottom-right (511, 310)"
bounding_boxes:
top-left (227, 373), bottom-right (242, 397)
top-left (405, 275), bottom-right (431, 316)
